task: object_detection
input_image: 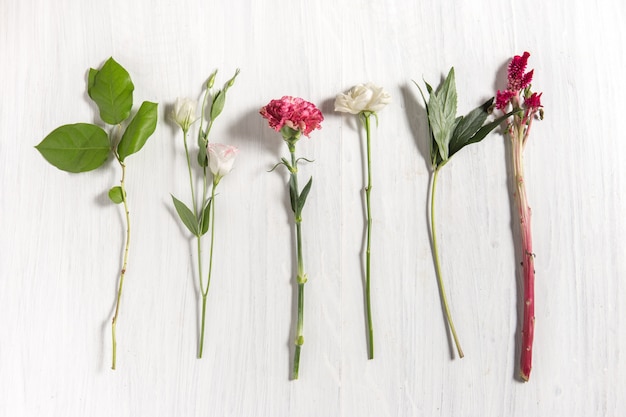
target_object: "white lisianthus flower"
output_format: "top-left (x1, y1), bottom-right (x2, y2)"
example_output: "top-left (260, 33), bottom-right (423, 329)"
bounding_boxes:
top-left (172, 97), bottom-right (199, 132)
top-left (334, 83), bottom-right (391, 114)
top-left (208, 143), bottom-right (239, 181)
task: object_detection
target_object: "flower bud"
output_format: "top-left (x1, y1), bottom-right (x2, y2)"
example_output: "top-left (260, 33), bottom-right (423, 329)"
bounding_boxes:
top-left (171, 98), bottom-right (198, 132)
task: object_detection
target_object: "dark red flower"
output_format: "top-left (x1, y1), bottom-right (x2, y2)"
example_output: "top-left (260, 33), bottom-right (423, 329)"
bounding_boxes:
top-left (524, 92), bottom-right (543, 110)
top-left (508, 52), bottom-right (533, 92)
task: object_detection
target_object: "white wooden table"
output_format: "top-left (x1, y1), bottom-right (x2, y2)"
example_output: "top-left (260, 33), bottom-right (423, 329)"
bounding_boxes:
top-left (1, 0), bottom-right (623, 415)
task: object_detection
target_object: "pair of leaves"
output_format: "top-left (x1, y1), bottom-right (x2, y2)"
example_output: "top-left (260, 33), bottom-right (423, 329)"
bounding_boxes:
top-left (36, 58), bottom-right (158, 173)
top-left (171, 195), bottom-right (212, 237)
top-left (416, 68), bottom-right (513, 169)
top-left (289, 175), bottom-right (313, 217)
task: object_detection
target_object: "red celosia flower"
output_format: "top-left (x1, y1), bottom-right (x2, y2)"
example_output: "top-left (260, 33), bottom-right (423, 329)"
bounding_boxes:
top-left (507, 52), bottom-right (533, 92)
top-left (495, 89), bottom-right (515, 110)
top-left (260, 96), bottom-right (324, 137)
top-left (524, 92), bottom-right (543, 110)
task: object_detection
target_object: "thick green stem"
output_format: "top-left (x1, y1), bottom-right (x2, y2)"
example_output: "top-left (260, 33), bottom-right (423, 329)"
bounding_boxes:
top-left (111, 162), bottom-right (131, 370)
top-left (430, 167), bottom-right (464, 358)
top-left (290, 148), bottom-right (306, 380)
top-left (363, 114), bottom-right (374, 360)
top-left (198, 181), bottom-right (218, 358)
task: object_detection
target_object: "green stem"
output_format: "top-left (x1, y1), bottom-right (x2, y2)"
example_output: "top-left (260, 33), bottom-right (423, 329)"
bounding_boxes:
top-left (182, 129), bottom-right (198, 217)
top-left (198, 181), bottom-right (218, 358)
top-left (290, 148), bottom-right (306, 380)
top-left (363, 114), bottom-right (374, 360)
top-left (430, 167), bottom-right (464, 358)
top-left (111, 162), bottom-right (131, 370)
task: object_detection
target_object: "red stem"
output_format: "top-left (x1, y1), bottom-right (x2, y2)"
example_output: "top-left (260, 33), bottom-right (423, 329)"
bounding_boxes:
top-left (512, 123), bottom-right (535, 382)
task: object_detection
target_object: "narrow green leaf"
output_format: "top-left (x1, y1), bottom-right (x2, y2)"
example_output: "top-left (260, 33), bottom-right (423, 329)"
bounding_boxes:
top-left (463, 109), bottom-right (518, 147)
top-left (289, 175), bottom-right (298, 214)
top-left (117, 101), bottom-right (158, 161)
top-left (210, 90), bottom-right (225, 121)
top-left (297, 177), bottom-right (313, 213)
top-left (427, 68), bottom-right (458, 163)
top-left (35, 123), bottom-right (110, 173)
top-left (197, 131), bottom-right (208, 167)
top-left (88, 57), bottom-right (134, 125)
top-left (199, 198), bottom-right (213, 236)
top-left (448, 98), bottom-right (493, 158)
top-left (108, 186), bottom-right (124, 204)
top-left (171, 195), bottom-right (199, 235)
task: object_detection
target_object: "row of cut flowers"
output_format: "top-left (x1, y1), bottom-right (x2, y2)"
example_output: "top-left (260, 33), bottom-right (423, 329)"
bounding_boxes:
top-left (36, 52), bottom-right (543, 382)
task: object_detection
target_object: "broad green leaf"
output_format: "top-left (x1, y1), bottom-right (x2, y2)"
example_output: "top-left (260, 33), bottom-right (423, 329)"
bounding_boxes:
top-left (297, 177), bottom-right (313, 214)
top-left (428, 68), bottom-right (458, 163)
top-left (117, 101), bottom-right (158, 161)
top-left (108, 186), bottom-right (124, 204)
top-left (35, 123), bottom-right (110, 173)
top-left (87, 68), bottom-right (98, 95)
top-left (448, 98), bottom-right (493, 158)
top-left (171, 195), bottom-right (199, 235)
top-left (199, 198), bottom-right (213, 236)
top-left (88, 57), bottom-right (134, 125)
top-left (289, 175), bottom-right (298, 214)
top-left (210, 90), bottom-right (225, 121)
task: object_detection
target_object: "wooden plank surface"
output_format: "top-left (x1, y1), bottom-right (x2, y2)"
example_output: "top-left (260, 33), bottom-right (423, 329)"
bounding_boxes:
top-left (1, 0), bottom-right (624, 415)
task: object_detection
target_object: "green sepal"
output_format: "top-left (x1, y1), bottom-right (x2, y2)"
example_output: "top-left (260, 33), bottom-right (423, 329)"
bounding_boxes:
top-left (297, 177), bottom-right (313, 215)
top-left (88, 57), bottom-right (134, 125)
top-left (171, 194), bottom-right (199, 235)
top-left (199, 198), bottom-right (213, 236)
top-left (108, 186), bottom-right (124, 204)
top-left (35, 123), bottom-right (110, 173)
top-left (116, 101), bottom-right (158, 161)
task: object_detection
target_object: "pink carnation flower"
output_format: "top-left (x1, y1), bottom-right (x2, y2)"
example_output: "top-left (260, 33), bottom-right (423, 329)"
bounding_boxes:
top-left (260, 96), bottom-right (324, 137)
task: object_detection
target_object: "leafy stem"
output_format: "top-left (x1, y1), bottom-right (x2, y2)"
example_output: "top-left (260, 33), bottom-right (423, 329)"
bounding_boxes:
top-left (362, 113), bottom-right (374, 360)
top-left (111, 159), bottom-right (131, 370)
top-left (430, 166), bottom-right (464, 359)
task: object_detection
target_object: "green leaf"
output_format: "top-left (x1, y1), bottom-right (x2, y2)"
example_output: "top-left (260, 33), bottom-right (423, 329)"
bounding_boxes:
top-left (171, 195), bottom-right (199, 235)
top-left (88, 57), bottom-right (134, 125)
top-left (210, 90), bottom-right (225, 121)
top-left (462, 109), bottom-right (518, 148)
top-left (209, 68), bottom-right (240, 121)
top-left (116, 101), bottom-right (158, 161)
top-left (297, 177), bottom-right (313, 214)
top-left (448, 98), bottom-right (493, 158)
top-left (289, 175), bottom-right (298, 214)
top-left (108, 186), bottom-right (124, 204)
top-left (199, 198), bottom-right (213, 236)
top-left (197, 131), bottom-right (208, 167)
top-left (428, 68), bottom-right (458, 163)
top-left (35, 123), bottom-right (110, 173)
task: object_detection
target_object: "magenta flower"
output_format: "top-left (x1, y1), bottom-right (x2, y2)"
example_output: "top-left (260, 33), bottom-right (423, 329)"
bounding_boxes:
top-left (260, 96), bottom-right (324, 137)
top-left (496, 52), bottom-right (544, 382)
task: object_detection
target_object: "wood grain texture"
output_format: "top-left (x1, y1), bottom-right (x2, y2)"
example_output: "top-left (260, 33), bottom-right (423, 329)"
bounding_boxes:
top-left (1, 0), bottom-right (624, 415)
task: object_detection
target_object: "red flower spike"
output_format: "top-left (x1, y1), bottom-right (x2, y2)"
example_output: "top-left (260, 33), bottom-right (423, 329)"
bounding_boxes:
top-left (496, 89), bottom-right (515, 109)
top-left (525, 92), bottom-right (543, 110)
top-left (508, 51), bottom-right (532, 92)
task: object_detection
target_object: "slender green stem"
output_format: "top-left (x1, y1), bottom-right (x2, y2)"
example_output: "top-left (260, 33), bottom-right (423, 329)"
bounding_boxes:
top-left (362, 114), bottom-right (374, 360)
top-left (198, 181), bottom-right (218, 358)
top-left (111, 162), bottom-right (131, 370)
top-left (182, 129), bottom-right (198, 217)
top-left (290, 148), bottom-right (306, 380)
top-left (430, 167), bottom-right (464, 358)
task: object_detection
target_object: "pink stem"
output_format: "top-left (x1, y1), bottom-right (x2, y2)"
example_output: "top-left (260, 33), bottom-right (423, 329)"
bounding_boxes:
top-left (512, 124), bottom-right (535, 382)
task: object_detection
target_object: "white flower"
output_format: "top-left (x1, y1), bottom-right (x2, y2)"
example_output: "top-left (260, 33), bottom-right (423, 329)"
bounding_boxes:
top-left (334, 83), bottom-right (391, 115)
top-left (171, 98), bottom-right (199, 132)
top-left (208, 143), bottom-right (239, 180)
